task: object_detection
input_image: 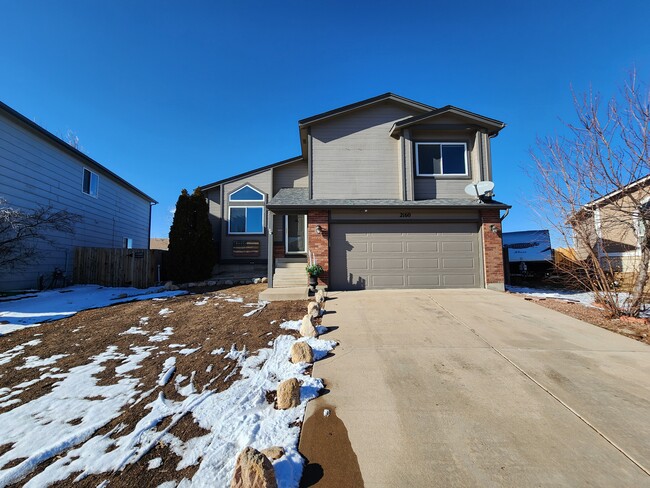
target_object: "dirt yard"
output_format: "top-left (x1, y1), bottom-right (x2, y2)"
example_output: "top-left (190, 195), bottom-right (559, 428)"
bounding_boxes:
top-left (0, 284), bottom-right (314, 487)
top-left (522, 296), bottom-right (650, 346)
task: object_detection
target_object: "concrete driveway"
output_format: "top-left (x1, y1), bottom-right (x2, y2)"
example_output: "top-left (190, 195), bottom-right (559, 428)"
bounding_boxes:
top-left (299, 290), bottom-right (650, 487)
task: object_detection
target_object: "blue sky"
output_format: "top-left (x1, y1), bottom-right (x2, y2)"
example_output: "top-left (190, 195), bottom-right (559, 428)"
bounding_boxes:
top-left (2, 1), bottom-right (650, 239)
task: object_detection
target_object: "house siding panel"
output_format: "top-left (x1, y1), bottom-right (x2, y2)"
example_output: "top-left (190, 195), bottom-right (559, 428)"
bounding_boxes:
top-left (221, 170), bottom-right (272, 261)
top-left (311, 103), bottom-right (420, 199)
top-left (273, 160), bottom-right (307, 193)
top-left (0, 113), bottom-right (151, 291)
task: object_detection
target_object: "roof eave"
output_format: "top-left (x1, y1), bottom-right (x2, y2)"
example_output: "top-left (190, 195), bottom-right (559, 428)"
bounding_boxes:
top-left (199, 156), bottom-right (304, 191)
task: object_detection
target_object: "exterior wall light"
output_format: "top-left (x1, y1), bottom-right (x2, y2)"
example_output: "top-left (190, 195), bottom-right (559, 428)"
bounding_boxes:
top-left (315, 225), bottom-right (323, 234)
top-left (490, 224), bottom-right (498, 233)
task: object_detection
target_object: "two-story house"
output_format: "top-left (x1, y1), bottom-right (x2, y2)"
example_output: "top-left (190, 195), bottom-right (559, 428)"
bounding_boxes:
top-left (200, 93), bottom-right (509, 292)
top-left (0, 101), bottom-right (156, 291)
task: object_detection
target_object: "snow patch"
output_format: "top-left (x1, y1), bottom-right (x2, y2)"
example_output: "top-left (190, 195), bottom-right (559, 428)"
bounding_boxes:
top-left (149, 327), bottom-right (174, 342)
top-left (178, 347), bottom-right (200, 356)
top-left (158, 308), bottom-right (174, 317)
top-left (120, 327), bottom-right (148, 336)
top-left (158, 357), bottom-right (177, 387)
top-left (0, 285), bottom-right (187, 334)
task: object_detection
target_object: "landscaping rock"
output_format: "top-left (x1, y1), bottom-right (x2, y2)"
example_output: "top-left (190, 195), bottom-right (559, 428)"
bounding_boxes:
top-left (163, 281), bottom-right (174, 291)
top-left (261, 277), bottom-right (268, 283)
top-left (224, 280), bottom-right (234, 285)
top-left (276, 378), bottom-right (301, 409)
top-left (253, 278), bottom-right (261, 284)
top-left (315, 289), bottom-right (326, 304)
top-left (230, 447), bottom-right (277, 488)
top-left (300, 315), bottom-right (318, 338)
top-left (290, 341), bottom-right (314, 363)
top-left (260, 446), bottom-right (285, 461)
top-left (170, 285), bottom-right (179, 291)
top-left (207, 280), bottom-right (216, 286)
top-left (307, 301), bottom-right (320, 318)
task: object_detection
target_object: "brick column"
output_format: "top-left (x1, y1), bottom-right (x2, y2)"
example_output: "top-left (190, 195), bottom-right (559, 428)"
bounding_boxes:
top-left (307, 210), bottom-right (329, 288)
top-left (481, 209), bottom-right (505, 291)
top-left (273, 243), bottom-right (285, 259)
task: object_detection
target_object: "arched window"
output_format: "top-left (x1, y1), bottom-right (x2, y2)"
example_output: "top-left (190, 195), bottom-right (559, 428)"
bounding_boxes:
top-left (229, 184), bottom-right (265, 202)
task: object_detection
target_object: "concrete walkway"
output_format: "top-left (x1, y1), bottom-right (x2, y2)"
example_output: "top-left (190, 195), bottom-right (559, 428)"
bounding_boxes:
top-left (299, 290), bottom-right (650, 487)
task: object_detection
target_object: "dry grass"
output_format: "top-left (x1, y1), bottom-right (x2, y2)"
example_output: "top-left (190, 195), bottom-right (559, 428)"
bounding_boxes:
top-left (0, 283), bottom-right (313, 487)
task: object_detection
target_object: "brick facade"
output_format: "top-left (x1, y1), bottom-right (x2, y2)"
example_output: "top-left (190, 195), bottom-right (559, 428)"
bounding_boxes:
top-left (273, 243), bottom-right (285, 259)
top-left (307, 210), bottom-right (329, 287)
top-left (480, 209), bottom-right (505, 290)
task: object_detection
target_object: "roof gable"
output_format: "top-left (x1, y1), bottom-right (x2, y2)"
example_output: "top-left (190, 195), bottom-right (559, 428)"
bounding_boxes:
top-left (390, 105), bottom-right (506, 136)
top-left (298, 93), bottom-right (434, 127)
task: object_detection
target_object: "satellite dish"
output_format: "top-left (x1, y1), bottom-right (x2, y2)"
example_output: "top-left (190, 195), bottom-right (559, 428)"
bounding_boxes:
top-left (464, 181), bottom-right (495, 200)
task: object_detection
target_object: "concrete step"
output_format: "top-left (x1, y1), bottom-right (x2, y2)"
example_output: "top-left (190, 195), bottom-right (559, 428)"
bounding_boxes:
top-left (276, 262), bottom-right (308, 269)
top-left (273, 279), bottom-right (308, 288)
top-left (259, 286), bottom-right (309, 301)
top-left (273, 269), bottom-right (307, 278)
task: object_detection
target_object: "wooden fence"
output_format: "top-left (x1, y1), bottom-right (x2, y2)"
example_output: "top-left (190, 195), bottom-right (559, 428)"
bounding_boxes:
top-left (74, 248), bottom-right (166, 288)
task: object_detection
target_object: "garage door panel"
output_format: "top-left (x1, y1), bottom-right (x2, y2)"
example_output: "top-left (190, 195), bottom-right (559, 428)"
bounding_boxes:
top-left (372, 275), bottom-right (405, 287)
top-left (406, 241), bottom-right (439, 252)
top-left (348, 258), bottom-right (369, 270)
top-left (371, 258), bottom-right (405, 270)
top-left (330, 222), bottom-right (481, 290)
top-left (372, 242), bottom-right (403, 252)
top-left (408, 275), bottom-right (441, 286)
top-left (444, 275), bottom-right (477, 286)
top-left (442, 241), bottom-right (474, 252)
top-left (407, 258), bottom-right (440, 269)
top-left (442, 258), bottom-right (476, 269)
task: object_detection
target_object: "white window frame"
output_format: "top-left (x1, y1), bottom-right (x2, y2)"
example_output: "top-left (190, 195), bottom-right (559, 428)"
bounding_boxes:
top-left (123, 237), bottom-right (133, 249)
top-left (284, 214), bottom-right (308, 255)
top-left (415, 142), bottom-right (469, 177)
top-left (82, 167), bottom-right (99, 197)
top-left (228, 206), bottom-right (265, 235)
top-left (228, 184), bottom-right (265, 202)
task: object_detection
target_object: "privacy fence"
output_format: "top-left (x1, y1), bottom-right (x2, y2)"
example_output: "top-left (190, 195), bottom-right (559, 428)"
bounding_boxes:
top-left (74, 247), bottom-right (166, 288)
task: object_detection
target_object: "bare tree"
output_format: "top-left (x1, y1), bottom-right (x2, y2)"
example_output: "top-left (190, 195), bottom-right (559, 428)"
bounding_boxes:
top-left (532, 70), bottom-right (650, 317)
top-left (0, 199), bottom-right (81, 271)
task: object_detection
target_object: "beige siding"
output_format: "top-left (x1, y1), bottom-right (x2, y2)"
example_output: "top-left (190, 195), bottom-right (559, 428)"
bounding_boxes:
top-left (221, 170), bottom-right (272, 261)
top-left (311, 103), bottom-right (419, 199)
top-left (273, 160), bottom-right (307, 193)
top-left (0, 113), bottom-right (151, 291)
top-left (205, 187), bottom-right (222, 242)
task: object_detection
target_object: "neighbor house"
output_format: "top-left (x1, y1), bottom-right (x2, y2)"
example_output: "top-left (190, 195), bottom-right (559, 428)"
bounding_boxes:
top-left (0, 100), bottom-right (156, 291)
top-left (572, 175), bottom-right (650, 274)
top-left (200, 93), bottom-right (509, 291)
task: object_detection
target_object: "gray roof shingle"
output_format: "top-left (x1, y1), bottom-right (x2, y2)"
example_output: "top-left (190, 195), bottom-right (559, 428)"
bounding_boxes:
top-left (267, 188), bottom-right (510, 210)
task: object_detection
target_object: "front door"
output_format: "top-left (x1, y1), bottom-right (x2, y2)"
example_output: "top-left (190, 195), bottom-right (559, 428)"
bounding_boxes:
top-left (285, 214), bottom-right (307, 254)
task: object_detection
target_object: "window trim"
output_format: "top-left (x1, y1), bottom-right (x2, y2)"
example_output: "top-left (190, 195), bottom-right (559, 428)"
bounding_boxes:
top-left (415, 142), bottom-right (469, 177)
top-left (228, 205), bottom-right (265, 235)
top-left (82, 167), bottom-right (99, 197)
top-left (228, 184), bottom-right (266, 202)
top-left (284, 214), bottom-right (308, 255)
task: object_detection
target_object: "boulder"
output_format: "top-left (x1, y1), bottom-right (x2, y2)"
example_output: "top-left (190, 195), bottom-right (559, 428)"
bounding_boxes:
top-left (315, 289), bottom-right (326, 304)
top-left (170, 285), bottom-right (180, 291)
top-left (300, 315), bottom-right (318, 338)
top-left (307, 301), bottom-right (320, 318)
top-left (253, 278), bottom-right (261, 284)
top-left (224, 280), bottom-right (234, 285)
top-left (276, 378), bottom-right (301, 409)
top-left (290, 341), bottom-right (314, 363)
top-left (163, 281), bottom-right (174, 291)
top-left (207, 280), bottom-right (216, 286)
top-left (261, 277), bottom-right (268, 283)
top-left (260, 446), bottom-right (285, 461)
top-left (230, 447), bottom-right (277, 488)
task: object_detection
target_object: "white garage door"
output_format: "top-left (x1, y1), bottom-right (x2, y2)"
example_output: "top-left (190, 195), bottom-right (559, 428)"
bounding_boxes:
top-left (329, 222), bottom-right (481, 290)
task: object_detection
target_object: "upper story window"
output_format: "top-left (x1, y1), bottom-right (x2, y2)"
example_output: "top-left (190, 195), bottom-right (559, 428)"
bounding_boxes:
top-left (229, 206), bottom-right (264, 234)
top-left (415, 142), bottom-right (468, 177)
top-left (229, 184), bottom-right (265, 202)
top-left (227, 184), bottom-right (266, 235)
top-left (82, 168), bottom-right (99, 197)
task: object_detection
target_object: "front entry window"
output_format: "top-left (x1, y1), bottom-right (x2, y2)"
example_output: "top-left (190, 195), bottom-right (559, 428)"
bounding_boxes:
top-left (285, 214), bottom-right (306, 254)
